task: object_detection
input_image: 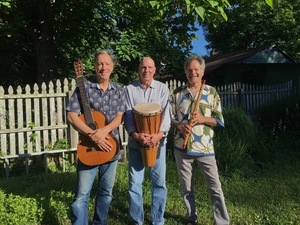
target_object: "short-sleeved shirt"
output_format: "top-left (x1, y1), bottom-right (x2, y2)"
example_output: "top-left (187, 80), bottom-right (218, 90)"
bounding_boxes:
top-left (171, 84), bottom-right (224, 156)
top-left (66, 80), bottom-right (126, 159)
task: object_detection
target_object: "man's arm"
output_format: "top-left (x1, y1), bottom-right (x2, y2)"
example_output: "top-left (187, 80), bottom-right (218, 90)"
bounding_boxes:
top-left (67, 111), bottom-right (95, 135)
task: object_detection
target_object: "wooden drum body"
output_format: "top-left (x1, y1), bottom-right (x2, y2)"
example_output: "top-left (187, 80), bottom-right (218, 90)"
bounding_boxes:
top-left (133, 103), bottom-right (162, 167)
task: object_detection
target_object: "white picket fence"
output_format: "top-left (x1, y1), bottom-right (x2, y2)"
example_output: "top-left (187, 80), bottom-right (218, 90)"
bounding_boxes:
top-left (215, 81), bottom-right (293, 113)
top-left (0, 79), bottom-right (293, 176)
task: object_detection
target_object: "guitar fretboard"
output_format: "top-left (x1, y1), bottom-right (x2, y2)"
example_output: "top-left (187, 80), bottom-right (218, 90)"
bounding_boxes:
top-left (77, 76), bottom-right (96, 130)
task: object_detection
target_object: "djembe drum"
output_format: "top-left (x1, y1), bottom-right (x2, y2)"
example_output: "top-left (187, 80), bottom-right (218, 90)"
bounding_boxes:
top-left (133, 103), bottom-right (162, 167)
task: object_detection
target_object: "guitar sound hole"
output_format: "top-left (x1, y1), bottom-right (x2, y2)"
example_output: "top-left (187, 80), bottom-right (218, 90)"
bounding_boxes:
top-left (86, 147), bottom-right (98, 152)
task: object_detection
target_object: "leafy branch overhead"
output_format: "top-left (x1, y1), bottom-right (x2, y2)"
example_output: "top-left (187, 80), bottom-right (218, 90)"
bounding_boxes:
top-left (149, 0), bottom-right (276, 21)
top-left (0, 0), bottom-right (278, 87)
top-left (202, 0), bottom-right (299, 61)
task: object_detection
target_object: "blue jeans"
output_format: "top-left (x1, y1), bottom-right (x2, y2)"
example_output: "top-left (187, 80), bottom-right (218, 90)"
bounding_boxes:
top-left (71, 160), bottom-right (118, 225)
top-left (128, 140), bottom-right (167, 225)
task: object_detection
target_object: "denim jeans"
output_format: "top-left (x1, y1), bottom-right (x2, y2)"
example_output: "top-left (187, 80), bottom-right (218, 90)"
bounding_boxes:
top-left (71, 160), bottom-right (118, 225)
top-left (128, 140), bottom-right (167, 225)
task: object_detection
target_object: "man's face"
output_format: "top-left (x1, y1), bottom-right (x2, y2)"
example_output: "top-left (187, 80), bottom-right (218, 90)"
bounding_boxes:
top-left (139, 57), bottom-right (156, 84)
top-left (94, 53), bottom-right (114, 80)
top-left (185, 59), bottom-right (204, 84)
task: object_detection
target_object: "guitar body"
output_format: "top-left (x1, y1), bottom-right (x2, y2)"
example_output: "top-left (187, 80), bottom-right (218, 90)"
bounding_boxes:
top-left (73, 59), bottom-right (119, 166)
top-left (77, 111), bottom-right (119, 166)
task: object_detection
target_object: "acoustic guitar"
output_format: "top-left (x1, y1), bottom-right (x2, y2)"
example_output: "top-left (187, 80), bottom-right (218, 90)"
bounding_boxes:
top-left (73, 59), bottom-right (118, 166)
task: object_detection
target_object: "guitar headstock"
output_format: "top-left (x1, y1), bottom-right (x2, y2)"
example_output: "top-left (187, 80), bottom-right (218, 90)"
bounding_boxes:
top-left (74, 59), bottom-right (84, 78)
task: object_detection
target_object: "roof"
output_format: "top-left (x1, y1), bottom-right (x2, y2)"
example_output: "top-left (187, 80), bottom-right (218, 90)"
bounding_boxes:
top-left (205, 45), bottom-right (298, 72)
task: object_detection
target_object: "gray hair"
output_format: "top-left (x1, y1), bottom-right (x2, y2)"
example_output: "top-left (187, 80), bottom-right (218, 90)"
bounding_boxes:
top-left (184, 55), bottom-right (205, 71)
top-left (94, 49), bottom-right (114, 66)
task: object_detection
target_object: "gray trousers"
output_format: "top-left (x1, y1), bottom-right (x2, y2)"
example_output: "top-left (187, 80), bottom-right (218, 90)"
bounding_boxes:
top-left (174, 150), bottom-right (230, 225)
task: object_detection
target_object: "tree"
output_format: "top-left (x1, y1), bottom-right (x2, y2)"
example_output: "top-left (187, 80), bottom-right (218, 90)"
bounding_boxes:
top-left (202, 0), bottom-right (300, 61)
top-left (0, 0), bottom-right (277, 87)
top-left (0, 0), bottom-right (117, 86)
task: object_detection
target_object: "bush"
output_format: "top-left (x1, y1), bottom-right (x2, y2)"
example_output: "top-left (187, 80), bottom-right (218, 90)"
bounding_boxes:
top-left (258, 95), bottom-right (300, 137)
top-left (214, 107), bottom-right (257, 175)
top-left (0, 189), bottom-right (44, 225)
top-left (251, 95), bottom-right (300, 166)
top-left (42, 190), bottom-right (72, 225)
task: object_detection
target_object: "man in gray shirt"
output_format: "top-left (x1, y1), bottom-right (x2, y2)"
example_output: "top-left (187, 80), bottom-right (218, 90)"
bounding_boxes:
top-left (124, 57), bottom-right (171, 225)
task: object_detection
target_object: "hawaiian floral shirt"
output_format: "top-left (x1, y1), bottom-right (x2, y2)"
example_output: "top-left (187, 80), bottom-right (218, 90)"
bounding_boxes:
top-left (171, 84), bottom-right (224, 156)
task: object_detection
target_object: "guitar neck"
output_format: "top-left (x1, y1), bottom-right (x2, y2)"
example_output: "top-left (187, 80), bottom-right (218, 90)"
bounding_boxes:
top-left (77, 76), bottom-right (96, 130)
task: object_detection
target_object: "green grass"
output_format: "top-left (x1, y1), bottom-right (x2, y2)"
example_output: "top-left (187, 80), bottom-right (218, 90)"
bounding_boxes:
top-left (0, 154), bottom-right (299, 225)
top-left (1, 103), bottom-right (300, 225)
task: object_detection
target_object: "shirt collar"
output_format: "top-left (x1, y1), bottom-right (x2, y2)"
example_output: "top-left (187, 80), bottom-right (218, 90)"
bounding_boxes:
top-left (90, 81), bottom-right (115, 91)
top-left (138, 79), bottom-right (156, 89)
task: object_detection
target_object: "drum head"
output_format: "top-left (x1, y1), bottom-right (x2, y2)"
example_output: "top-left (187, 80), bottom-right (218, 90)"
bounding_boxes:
top-left (133, 103), bottom-right (162, 116)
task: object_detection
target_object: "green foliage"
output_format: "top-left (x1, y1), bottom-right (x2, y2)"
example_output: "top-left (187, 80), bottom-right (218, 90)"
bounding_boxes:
top-left (203, 0), bottom-right (300, 61)
top-left (266, 0), bottom-right (274, 7)
top-left (251, 95), bottom-right (300, 165)
top-left (44, 138), bottom-right (75, 173)
top-left (42, 191), bottom-right (72, 225)
top-left (215, 107), bottom-right (257, 175)
top-left (149, 0), bottom-right (230, 22)
top-left (1, 155), bottom-right (300, 224)
top-left (0, 0), bottom-right (192, 86)
top-left (24, 122), bottom-right (37, 152)
top-left (0, 190), bottom-right (44, 224)
top-left (0, 0), bottom-right (279, 87)
top-left (223, 161), bottom-right (300, 224)
top-left (45, 139), bottom-right (70, 151)
top-left (258, 95), bottom-right (300, 137)
top-left (1, 93), bottom-right (299, 224)
top-left (0, 1), bottom-right (10, 7)
top-left (213, 104), bottom-right (300, 175)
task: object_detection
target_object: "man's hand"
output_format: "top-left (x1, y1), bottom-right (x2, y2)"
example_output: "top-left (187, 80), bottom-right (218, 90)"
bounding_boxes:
top-left (177, 122), bottom-right (192, 137)
top-left (89, 128), bottom-right (113, 152)
top-left (190, 112), bottom-right (206, 126)
top-left (132, 131), bottom-right (163, 148)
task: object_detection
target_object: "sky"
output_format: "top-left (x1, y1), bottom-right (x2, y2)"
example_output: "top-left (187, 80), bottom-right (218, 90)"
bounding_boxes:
top-left (191, 25), bottom-right (209, 56)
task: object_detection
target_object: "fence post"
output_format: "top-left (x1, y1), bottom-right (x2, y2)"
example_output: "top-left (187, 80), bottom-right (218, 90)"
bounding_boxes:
top-left (237, 82), bottom-right (243, 108)
top-left (67, 79), bottom-right (79, 150)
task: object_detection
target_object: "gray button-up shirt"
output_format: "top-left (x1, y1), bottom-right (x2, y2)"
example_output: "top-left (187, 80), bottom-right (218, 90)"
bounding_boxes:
top-left (124, 79), bottom-right (171, 147)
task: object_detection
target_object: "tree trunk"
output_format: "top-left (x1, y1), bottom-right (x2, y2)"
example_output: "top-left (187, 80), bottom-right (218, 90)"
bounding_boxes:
top-left (36, 39), bottom-right (56, 85)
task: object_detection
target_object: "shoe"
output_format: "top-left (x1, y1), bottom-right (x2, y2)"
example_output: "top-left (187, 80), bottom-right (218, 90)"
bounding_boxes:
top-left (186, 220), bottom-right (197, 225)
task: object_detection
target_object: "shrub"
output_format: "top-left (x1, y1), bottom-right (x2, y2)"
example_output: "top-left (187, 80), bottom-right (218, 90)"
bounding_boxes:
top-left (252, 95), bottom-right (300, 165)
top-left (258, 95), bottom-right (300, 137)
top-left (42, 190), bottom-right (72, 225)
top-left (0, 189), bottom-right (44, 224)
top-left (214, 107), bottom-right (257, 175)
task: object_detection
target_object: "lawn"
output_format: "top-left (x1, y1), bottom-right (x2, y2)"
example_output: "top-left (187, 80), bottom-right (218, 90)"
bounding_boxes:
top-left (0, 153), bottom-right (299, 225)
top-left (1, 103), bottom-right (300, 225)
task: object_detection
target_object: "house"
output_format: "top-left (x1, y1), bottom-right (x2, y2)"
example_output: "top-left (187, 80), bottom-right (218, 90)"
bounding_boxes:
top-left (203, 45), bottom-right (300, 87)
